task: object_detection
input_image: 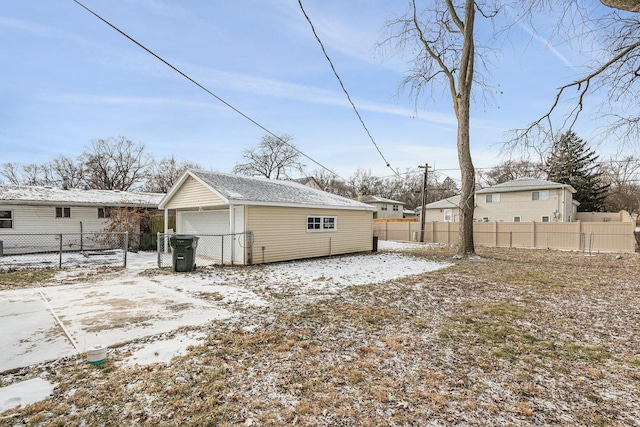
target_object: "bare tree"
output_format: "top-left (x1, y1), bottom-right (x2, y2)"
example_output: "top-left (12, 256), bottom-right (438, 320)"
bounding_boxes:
top-left (516, 2), bottom-right (640, 148)
top-left (0, 163), bottom-right (21, 185)
top-left (44, 155), bottom-right (85, 188)
top-left (232, 134), bottom-right (304, 179)
top-left (81, 136), bottom-right (151, 191)
top-left (144, 156), bottom-right (202, 193)
top-left (477, 159), bottom-right (544, 188)
top-left (601, 154), bottom-right (640, 212)
top-left (20, 163), bottom-right (50, 186)
top-left (348, 168), bottom-right (384, 198)
top-left (381, 0), bottom-right (493, 257)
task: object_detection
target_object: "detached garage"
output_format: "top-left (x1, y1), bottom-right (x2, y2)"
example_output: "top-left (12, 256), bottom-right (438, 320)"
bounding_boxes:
top-left (158, 170), bottom-right (375, 265)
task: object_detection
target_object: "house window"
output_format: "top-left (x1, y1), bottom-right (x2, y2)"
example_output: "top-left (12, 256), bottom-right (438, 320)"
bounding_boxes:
top-left (541, 216), bottom-right (550, 222)
top-left (514, 216), bottom-right (521, 222)
top-left (55, 207), bottom-right (71, 218)
top-left (392, 205), bottom-right (399, 211)
top-left (307, 216), bottom-right (337, 232)
top-left (532, 191), bottom-right (549, 201)
top-left (0, 210), bottom-right (13, 228)
top-left (444, 209), bottom-right (452, 222)
top-left (98, 207), bottom-right (111, 218)
top-left (485, 194), bottom-right (500, 203)
top-left (381, 204), bottom-right (388, 211)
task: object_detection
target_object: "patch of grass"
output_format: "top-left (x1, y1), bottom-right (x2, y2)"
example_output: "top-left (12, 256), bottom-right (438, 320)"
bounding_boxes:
top-left (0, 268), bottom-right (58, 289)
top-left (438, 300), bottom-right (612, 367)
top-left (197, 291), bottom-right (225, 302)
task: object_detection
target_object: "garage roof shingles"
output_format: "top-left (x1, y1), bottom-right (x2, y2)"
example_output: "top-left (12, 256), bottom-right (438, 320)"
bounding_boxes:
top-left (190, 170), bottom-right (374, 210)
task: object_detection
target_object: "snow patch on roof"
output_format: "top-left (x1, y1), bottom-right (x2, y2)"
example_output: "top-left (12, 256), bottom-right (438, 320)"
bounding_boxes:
top-left (0, 185), bottom-right (163, 207)
top-left (476, 179), bottom-right (576, 194)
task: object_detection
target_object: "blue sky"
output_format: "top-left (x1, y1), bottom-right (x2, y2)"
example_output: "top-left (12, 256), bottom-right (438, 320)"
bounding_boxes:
top-left (0, 1), bottom-right (614, 184)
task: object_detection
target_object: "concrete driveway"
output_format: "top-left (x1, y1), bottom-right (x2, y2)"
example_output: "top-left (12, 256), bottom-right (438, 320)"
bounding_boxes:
top-left (0, 276), bottom-right (232, 373)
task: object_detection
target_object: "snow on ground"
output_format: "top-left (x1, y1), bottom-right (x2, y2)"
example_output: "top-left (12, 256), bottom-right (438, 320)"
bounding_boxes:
top-left (0, 241), bottom-right (450, 412)
top-left (123, 330), bottom-right (208, 366)
top-left (0, 378), bottom-right (54, 413)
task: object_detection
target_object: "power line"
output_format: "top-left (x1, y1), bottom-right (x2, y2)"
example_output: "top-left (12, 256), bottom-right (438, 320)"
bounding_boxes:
top-left (71, 0), bottom-right (347, 182)
top-left (297, 0), bottom-right (401, 178)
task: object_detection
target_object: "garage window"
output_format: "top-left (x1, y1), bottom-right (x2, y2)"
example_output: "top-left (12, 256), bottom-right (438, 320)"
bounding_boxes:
top-left (307, 216), bottom-right (337, 232)
top-left (0, 210), bottom-right (12, 228)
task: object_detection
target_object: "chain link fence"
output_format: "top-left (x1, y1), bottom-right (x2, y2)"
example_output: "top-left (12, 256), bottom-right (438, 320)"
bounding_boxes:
top-left (0, 232), bottom-right (129, 270)
top-left (156, 232), bottom-right (254, 268)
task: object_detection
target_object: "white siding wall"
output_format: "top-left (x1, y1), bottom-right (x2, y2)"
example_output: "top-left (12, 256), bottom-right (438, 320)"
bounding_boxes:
top-left (0, 204), bottom-right (110, 234)
top-left (0, 204), bottom-right (115, 254)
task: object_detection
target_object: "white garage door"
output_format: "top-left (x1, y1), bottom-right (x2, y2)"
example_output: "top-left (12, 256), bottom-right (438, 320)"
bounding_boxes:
top-left (179, 210), bottom-right (229, 235)
top-left (178, 210), bottom-right (234, 263)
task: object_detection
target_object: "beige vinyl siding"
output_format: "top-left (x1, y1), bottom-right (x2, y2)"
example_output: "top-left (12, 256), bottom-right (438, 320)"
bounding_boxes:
top-left (423, 208), bottom-right (460, 223)
top-left (247, 206), bottom-right (373, 264)
top-left (164, 176), bottom-right (226, 209)
top-left (372, 202), bottom-right (404, 219)
top-left (476, 189), bottom-right (566, 222)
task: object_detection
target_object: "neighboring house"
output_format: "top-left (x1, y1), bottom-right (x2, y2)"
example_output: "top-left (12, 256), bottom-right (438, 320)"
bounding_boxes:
top-left (0, 184), bottom-right (163, 253)
top-left (421, 179), bottom-right (579, 223)
top-left (475, 179), bottom-right (578, 223)
top-left (359, 195), bottom-right (405, 219)
top-left (290, 176), bottom-right (324, 191)
top-left (403, 209), bottom-right (417, 220)
top-left (421, 195), bottom-right (461, 223)
top-left (158, 170), bottom-right (375, 265)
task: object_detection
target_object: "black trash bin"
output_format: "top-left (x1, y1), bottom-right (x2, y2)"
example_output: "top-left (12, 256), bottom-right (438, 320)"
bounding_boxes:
top-left (169, 235), bottom-right (199, 272)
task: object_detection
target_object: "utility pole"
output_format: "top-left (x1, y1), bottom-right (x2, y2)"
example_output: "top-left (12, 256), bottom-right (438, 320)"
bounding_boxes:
top-left (418, 163), bottom-right (429, 242)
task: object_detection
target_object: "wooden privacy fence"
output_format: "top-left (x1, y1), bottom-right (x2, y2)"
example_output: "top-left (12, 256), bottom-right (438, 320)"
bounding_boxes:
top-left (373, 220), bottom-right (637, 253)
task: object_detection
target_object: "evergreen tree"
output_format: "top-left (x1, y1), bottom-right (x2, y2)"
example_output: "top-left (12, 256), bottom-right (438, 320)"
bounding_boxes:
top-left (546, 131), bottom-right (609, 212)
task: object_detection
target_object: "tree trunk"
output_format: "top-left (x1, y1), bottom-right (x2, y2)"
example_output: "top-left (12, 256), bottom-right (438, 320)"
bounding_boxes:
top-left (457, 107), bottom-right (476, 256)
top-left (455, 0), bottom-right (476, 257)
top-left (600, 0), bottom-right (640, 12)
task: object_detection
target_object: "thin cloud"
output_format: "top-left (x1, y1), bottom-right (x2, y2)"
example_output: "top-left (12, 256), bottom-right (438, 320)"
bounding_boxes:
top-left (194, 66), bottom-right (458, 126)
top-left (518, 24), bottom-right (574, 68)
top-left (0, 16), bottom-right (58, 37)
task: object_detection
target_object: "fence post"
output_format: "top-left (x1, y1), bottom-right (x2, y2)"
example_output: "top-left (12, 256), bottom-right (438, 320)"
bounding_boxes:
top-left (123, 231), bottom-right (128, 268)
top-left (509, 232), bottom-right (513, 248)
top-left (59, 234), bottom-right (63, 268)
top-left (221, 236), bottom-right (224, 266)
top-left (157, 232), bottom-right (162, 268)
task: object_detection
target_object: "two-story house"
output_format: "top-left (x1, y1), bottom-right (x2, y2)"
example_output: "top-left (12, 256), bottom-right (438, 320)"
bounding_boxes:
top-left (421, 179), bottom-right (578, 223)
top-left (359, 195), bottom-right (405, 219)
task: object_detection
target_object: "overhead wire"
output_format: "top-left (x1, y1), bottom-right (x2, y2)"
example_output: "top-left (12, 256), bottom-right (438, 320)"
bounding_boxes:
top-left (71, 0), bottom-right (347, 182)
top-left (297, 0), bottom-right (402, 178)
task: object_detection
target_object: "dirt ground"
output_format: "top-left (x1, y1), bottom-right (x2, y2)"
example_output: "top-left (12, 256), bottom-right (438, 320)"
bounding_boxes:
top-left (1, 246), bottom-right (639, 426)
